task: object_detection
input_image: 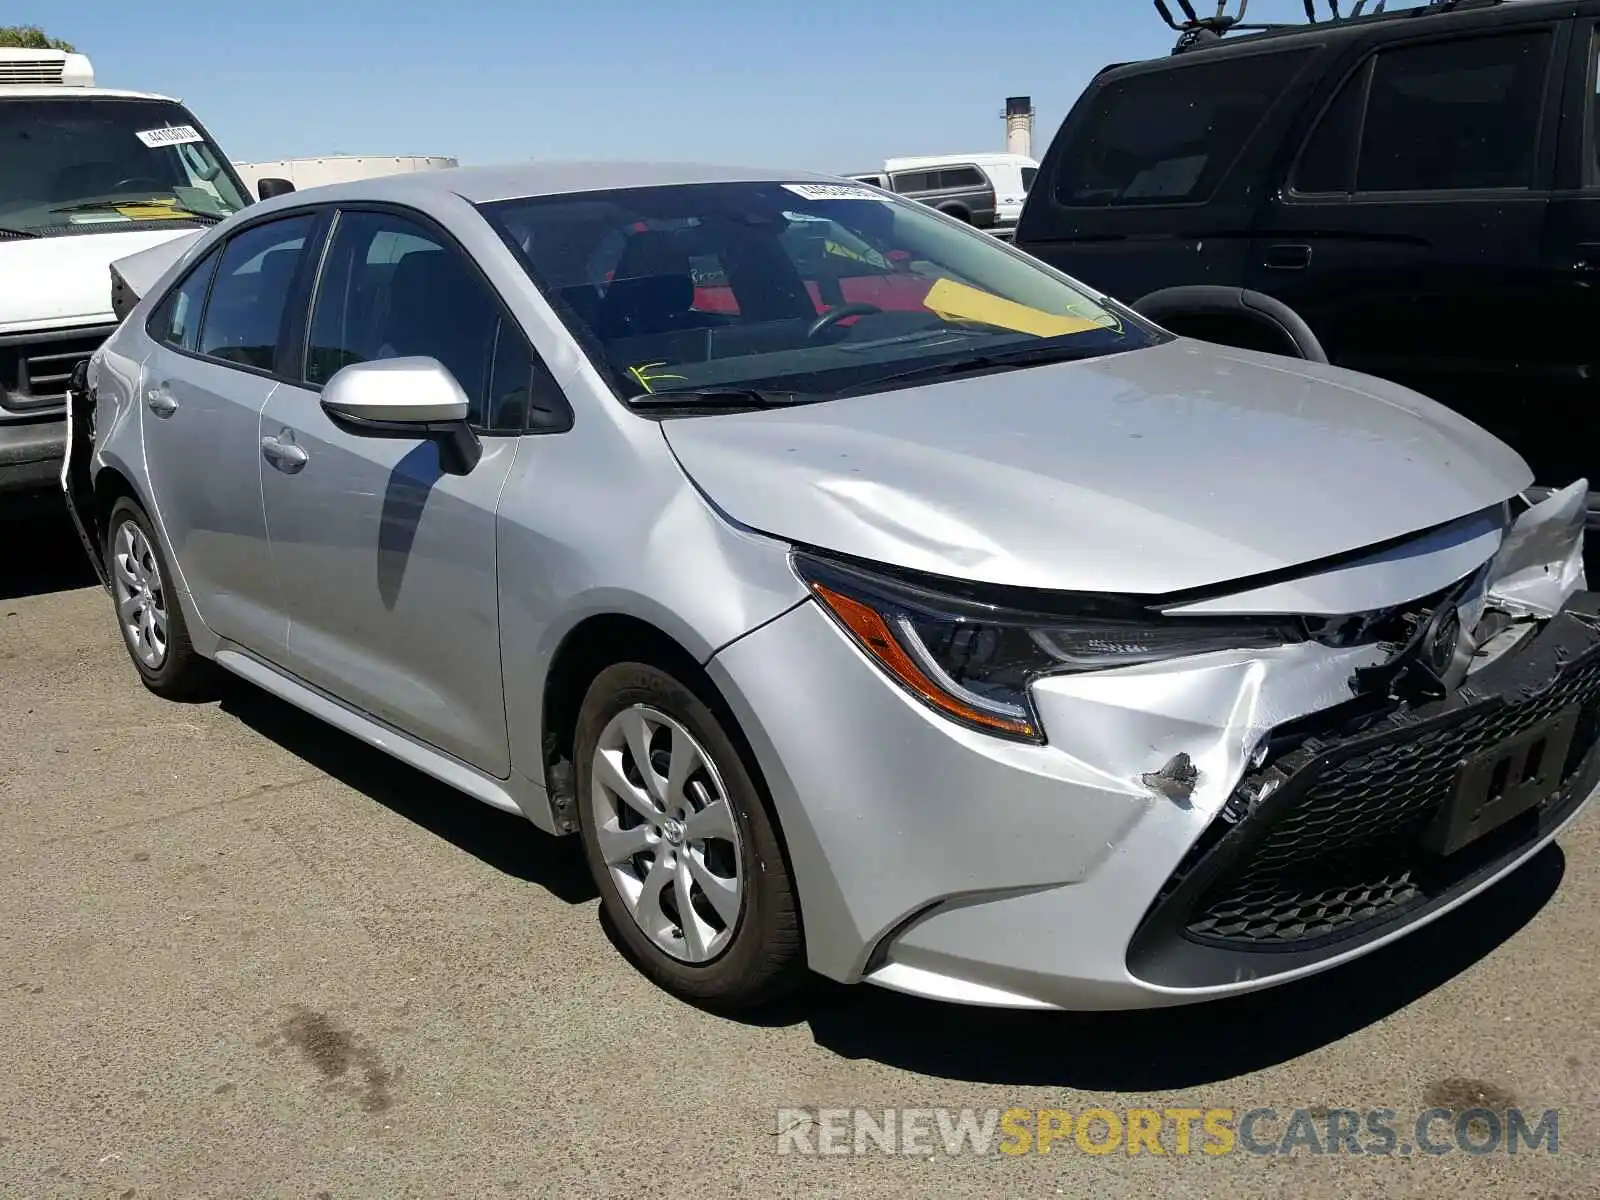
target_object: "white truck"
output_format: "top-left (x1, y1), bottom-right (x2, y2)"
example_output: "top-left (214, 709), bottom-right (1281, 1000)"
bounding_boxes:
top-left (0, 48), bottom-right (267, 502)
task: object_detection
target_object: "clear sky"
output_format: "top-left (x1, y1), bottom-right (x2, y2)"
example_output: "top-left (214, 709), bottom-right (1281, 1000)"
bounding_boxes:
top-left (40, 1), bottom-right (1350, 170)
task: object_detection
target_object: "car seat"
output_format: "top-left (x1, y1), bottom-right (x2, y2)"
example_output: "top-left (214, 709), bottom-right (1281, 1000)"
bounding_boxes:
top-left (594, 230), bottom-right (713, 341)
top-left (374, 248), bottom-right (494, 403)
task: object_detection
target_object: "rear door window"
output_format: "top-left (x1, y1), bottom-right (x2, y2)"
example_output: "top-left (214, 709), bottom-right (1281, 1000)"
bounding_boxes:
top-left (196, 214), bottom-right (316, 371)
top-left (1587, 29), bottom-right (1600, 187)
top-left (1051, 49), bottom-right (1314, 207)
top-left (1355, 32), bottom-right (1554, 193)
top-left (1291, 64), bottom-right (1370, 194)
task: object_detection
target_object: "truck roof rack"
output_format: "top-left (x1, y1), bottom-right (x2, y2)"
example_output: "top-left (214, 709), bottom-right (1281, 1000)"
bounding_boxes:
top-left (1154, 0), bottom-right (1512, 55)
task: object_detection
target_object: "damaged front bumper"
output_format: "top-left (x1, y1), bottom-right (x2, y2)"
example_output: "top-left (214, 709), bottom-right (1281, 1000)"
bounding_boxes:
top-left (1128, 593), bottom-right (1600, 991)
top-left (710, 482), bottom-right (1598, 1010)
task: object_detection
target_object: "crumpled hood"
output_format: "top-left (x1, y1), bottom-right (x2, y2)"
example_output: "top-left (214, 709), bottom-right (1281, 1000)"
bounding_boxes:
top-left (662, 338), bottom-right (1533, 596)
top-left (0, 228), bottom-right (200, 331)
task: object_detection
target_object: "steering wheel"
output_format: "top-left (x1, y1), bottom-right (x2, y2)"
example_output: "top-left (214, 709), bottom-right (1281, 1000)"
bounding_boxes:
top-left (807, 303), bottom-right (884, 340)
top-left (111, 176), bottom-right (167, 193)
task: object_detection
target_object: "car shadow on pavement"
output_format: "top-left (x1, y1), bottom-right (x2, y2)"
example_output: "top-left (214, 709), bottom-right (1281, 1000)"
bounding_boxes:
top-left (3, 506), bottom-right (99, 601)
top-left (217, 680), bottom-right (598, 905)
top-left (776, 845), bottom-right (1566, 1090)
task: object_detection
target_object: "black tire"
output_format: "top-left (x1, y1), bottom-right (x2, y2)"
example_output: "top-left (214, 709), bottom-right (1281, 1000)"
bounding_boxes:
top-left (574, 662), bottom-right (804, 1010)
top-left (104, 496), bottom-right (216, 700)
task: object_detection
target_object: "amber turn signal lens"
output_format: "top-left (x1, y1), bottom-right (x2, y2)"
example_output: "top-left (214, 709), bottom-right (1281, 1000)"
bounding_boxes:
top-left (810, 582), bottom-right (1038, 739)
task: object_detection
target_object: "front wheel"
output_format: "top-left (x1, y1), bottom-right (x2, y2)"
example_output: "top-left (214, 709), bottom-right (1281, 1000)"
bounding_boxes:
top-left (105, 497), bottom-right (215, 700)
top-left (574, 662), bottom-right (804, 1009)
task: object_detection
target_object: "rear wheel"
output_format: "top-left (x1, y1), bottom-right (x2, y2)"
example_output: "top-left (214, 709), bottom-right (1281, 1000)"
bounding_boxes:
top-left (574, 662), bottom-right (804, 1009)
top-left (105, 497), bottom-right (214, 700)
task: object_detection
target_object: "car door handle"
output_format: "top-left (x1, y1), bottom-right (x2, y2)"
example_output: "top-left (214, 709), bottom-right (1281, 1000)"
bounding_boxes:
top-left (1263, 243), bottom-right (1312, 270)
top-left (146, 386), bottom-right (178, 417)
top-left (261, 435), bottom-right (309, 473)
top-left (1574, 243), bottom-right (1600, 274)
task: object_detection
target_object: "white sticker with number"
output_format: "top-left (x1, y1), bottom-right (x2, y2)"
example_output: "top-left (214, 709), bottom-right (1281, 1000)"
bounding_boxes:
top-left (781, 183), bottom-right (889, 202)
top-left (136, 124), bottom-right (203, 148)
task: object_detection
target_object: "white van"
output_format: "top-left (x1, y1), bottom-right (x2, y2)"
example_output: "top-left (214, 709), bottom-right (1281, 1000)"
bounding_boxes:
top-left (1, 49), bottom-right (257, 499)
top-left (882, 152), bottom-right (1039, 227)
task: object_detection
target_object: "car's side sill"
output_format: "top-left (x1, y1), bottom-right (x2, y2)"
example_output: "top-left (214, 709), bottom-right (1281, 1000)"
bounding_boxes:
top-left (212, 647), bottom-right (553, 829)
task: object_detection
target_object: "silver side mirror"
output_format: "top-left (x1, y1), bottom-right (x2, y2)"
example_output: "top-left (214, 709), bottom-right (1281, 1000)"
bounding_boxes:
top-left (321, 356), bottom-right (470, 424)
top-left (320, 357), bottom-right (481, 475)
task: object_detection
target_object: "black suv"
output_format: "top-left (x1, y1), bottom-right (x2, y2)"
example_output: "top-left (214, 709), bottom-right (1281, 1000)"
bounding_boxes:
top-left (1016, 0), bottom-right (1599, 553)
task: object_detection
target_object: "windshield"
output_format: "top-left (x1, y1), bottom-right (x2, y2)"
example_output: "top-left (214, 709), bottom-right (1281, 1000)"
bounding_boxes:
top-left (478, 181), bottom-right (1163, 402)
top-left (0, 98), bottom-right (249, 237)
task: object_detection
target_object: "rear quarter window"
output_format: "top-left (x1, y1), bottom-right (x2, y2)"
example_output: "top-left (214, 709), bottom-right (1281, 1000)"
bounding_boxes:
top-left (1050, 49), bottom-right (1315, 207)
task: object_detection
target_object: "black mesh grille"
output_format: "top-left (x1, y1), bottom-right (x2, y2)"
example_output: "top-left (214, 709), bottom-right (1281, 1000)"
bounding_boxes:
top-left (1190, 652), bottom-right (1600, 945)
top-left (1130, 611), bottom-right (1600, 970)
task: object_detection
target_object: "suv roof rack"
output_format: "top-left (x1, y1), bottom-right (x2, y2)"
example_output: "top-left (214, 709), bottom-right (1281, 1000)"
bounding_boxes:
top-left (1154, 0), bottom-right (1511, 55)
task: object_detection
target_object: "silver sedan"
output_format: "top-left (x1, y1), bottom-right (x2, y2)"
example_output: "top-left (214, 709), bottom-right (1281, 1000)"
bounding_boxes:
top-left (65, 162), bottom-right (1596, 1011)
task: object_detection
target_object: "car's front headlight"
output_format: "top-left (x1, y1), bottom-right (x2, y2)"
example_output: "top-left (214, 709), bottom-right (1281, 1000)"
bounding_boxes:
top-left (793, 552), bottom-right (1305, 743)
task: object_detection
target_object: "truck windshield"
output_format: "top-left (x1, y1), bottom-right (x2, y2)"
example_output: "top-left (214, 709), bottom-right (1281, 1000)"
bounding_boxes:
top-left (0, 97), bottom-right (249, 237)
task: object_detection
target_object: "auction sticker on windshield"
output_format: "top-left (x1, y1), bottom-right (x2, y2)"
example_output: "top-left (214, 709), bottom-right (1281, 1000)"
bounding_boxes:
top-left (781, 183), bottom-right (888, 202)
top-left (135, 124), bottom-right (204, 148)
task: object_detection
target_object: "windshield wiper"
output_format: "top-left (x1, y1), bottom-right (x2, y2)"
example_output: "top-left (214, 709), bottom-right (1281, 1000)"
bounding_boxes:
top-left (626, 387), bottom-right (823, 410)
top-left (832, 341), bottom-right (1107, 398)
top-left (49, 199), bottom-right (224, 223)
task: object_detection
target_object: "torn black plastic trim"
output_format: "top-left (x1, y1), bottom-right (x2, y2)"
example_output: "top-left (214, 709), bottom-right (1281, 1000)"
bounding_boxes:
top-left (62, 361), bottom-right (109, 591)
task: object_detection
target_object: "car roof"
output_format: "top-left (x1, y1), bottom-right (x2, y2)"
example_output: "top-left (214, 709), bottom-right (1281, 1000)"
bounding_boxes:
top-left (0, 86), bottom-right (179, 102)
top-left (263, 160), bottom-right (853, 206)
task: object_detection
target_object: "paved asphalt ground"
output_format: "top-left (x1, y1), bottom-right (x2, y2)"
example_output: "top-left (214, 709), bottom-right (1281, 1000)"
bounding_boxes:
top-left (3, 511), bottom-right (1598, 1199)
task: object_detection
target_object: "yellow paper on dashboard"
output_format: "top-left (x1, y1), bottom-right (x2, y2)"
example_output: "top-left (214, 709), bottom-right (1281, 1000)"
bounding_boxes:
top-left (921, 277), bottom-right (1113, 338)
top-left (115, 204), bottom-right (190, 221)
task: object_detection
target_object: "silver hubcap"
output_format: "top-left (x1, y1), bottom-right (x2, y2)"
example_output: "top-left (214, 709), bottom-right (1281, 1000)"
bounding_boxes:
top-left (111, 520), bottom-right (168, 670)
top-left (590, 704), bottom-right (745, 964)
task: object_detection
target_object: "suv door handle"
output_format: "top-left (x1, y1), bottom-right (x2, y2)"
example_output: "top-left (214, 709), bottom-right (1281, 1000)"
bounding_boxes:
top-left (1574, 243), bottom-right (1600, 274)
top-left (1263, 243), bottom-right (1312, 270)
top-left (261, 434), bottom-right (309, 473)
top-left (146, 385), bottom-right (178, 417)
